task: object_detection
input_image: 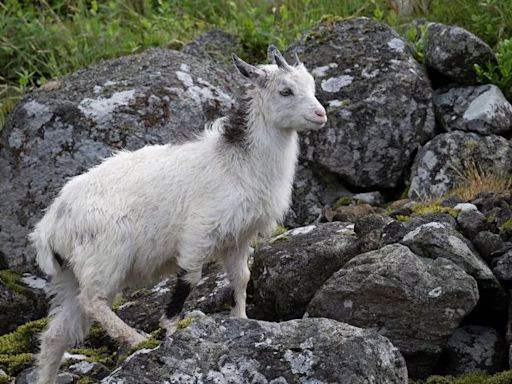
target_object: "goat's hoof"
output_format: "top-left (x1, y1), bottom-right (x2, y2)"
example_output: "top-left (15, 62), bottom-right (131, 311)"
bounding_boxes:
top-left (160, 316), bottom-right (179, 336)
top-left (127, 332), bottom-right (148, 347)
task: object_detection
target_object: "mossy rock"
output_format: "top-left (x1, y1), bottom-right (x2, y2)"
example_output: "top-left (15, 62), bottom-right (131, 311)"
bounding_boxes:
top-left (423, 370), bottom-right (512, 384)
top-left (499, 218), bottom-right (512, 235)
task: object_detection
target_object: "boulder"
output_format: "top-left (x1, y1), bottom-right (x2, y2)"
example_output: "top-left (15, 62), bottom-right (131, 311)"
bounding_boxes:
top-left (437, 326), bottom-right (504, 375)
top-left (434, 85), bottom-right (512, 135)
top-left (251, 222), bottom-right (360, 321)
top-left (354, 214), bottom-right (392, 253)
top-left (102, 313), bottom-right (409, 384)
top-left (401, 222), bottom-right (495, 283)
top-left (493, 250), bottom-right (512, 281)
top-left (456, 209), bottom-right (488, 241)
top-left (425, 22), bottom-right (496, 85)
top-left (473, 231), bottom-right (510, 262)
top-left (290, 17), bottom-right (435, 189)
top-left (307, 244), bottom-right (479, 378)
top-left (409, 131), bottom-right (512, 198)
top-left (0, 48), bottom-right (237, 269)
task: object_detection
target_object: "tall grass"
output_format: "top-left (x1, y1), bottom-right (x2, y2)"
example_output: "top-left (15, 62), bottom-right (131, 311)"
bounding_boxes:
top-left (1, 0), bottom-right (512, 128)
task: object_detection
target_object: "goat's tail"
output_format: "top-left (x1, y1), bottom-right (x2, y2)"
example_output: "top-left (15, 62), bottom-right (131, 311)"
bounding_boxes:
top-left (29, 226), bottom-right (62, 276)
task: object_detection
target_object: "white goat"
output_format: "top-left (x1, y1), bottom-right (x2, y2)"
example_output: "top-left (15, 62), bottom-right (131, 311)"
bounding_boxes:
top-left (30, 45), bottom-right (327, 384)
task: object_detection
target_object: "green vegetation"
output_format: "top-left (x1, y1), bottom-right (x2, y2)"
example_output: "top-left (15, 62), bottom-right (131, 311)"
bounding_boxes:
top-left (333, 195), bottom-right (353, 209)
top-left (411, 201), bottom-right (458, 218)
top-left (500, 218), bottom-right (512, 234)
top-left (421, 370), bottom-right (512, 384)
top-left (0, 270), bottom-right (34, 299)
top-left (1, 0), bottom-right (512, 127)
top-left (0, 318), bottom-right (47, 376)
top-left (272, 225), bottom-right (288, 236)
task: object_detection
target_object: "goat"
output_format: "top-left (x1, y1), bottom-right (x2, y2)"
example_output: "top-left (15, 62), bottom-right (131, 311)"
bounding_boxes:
top-left (29, 45), bottom-right (327, 384)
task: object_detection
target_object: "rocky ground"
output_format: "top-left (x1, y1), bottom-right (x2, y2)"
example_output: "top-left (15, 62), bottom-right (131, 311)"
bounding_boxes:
top-left (1, 16), bottom-right (512, 384)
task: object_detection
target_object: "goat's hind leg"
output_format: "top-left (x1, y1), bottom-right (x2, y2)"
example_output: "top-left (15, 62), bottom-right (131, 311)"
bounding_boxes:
top-left (37, 270), bottom-right (90, 384)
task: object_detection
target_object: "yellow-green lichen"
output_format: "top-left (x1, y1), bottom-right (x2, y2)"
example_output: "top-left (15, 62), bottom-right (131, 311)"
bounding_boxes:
top-left (396, 214), bottom-right (410, 222)
top-left (68, 346), bottom-right (116, 368)
top-left (487, 214), bottom-right (497, 224)
top-left (112, 295), bottom-right (126, 312)
top-left (0, 318), bottom-right (47, 355)
top-left (0, 353), bottom-right (32, 377)
top-left (77, 377), bottom-right (95, 384)
top-left (0, 375), bottom-right (15, 384)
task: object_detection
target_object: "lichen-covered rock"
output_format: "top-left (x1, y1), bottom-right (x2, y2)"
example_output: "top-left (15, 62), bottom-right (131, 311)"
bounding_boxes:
top-left (102, 313), bottom-right (409, 384)
top-left (307, 244), bottom-right (479, 378)
top-left (473, 231), bottom-right (509, 262)
top-left (290, 17), bottom-right (435, 189)
top-left (0, 271), bottom-right (47, 335)
top-left (493, 250), bottom-right (512, 281)
top-left (425, 23), bottom-right (496, 85)
top-left (456, 208), bottom-right (487, 239)
top-left (0, 48), bottom-right (237, 269)
top-left (354, 214), bottom-right (392, 253)
top-left (409, 131), bottom-right (512, 198)
top-left (181, 30), bottom-right (242, 62)
top-left (437, 326), bottom-right (504, 375)
top-left (401, 222), bottom-right (496, 283)
top-left (434, 85), bottom-right (512, 135)
top-left (251, 222), bottom-right (360, 321)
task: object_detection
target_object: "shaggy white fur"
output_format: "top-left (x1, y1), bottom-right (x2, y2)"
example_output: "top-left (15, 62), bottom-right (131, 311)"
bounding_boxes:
top-left (30, 45), bottom-right (326, 384)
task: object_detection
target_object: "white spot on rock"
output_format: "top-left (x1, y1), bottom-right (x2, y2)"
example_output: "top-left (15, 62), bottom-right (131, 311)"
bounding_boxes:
top-left (180, 63), bottom-right (190, 72)
top-left (387, 38), bottom-right (405, 52)
top-left (289, 225), bottom-right (316, 236)
top-left (79, 90), bottom-right (136, 124)
top-left (321, 75), bottom-right (353, 93)
top-left (454, 203), bottom-right (478, 212)
top-left (151, 278), bottom-right (171, 295)
top-left (62, 352), bottom-right (87, 361)
top-left (21, 273), bottom-right (47, 291)
top-left (428, 286), bottom-right (443, 298)
top-left (463, 85), bottom-right (512, 121)
top-left (176, 70), bottom-right (194, 87)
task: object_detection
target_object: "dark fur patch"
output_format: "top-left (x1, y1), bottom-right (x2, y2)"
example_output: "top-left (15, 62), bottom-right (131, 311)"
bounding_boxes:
top-left (165, 270), bottom-right (192, 319)
top-left (222, 97), bottom-right (251, 146)
top-left (53, 252), bottom-right (64, 267)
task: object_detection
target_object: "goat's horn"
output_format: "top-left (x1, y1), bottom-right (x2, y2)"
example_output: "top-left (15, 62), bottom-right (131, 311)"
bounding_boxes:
top-left (268, 45), bottom-right (289, 69)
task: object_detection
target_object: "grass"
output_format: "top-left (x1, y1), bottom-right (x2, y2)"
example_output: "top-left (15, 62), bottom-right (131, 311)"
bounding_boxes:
top-left (1, 0), bottom-right (512, 128)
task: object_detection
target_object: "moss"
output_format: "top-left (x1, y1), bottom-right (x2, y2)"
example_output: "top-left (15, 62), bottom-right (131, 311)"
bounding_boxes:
top-left (500, 218), bottom-right (512, 234)
top-left (77, 378), bottom-right (95, 384)
top-left (68, 346), bottom-right (116, 368)
top-left (424, 370), bottom-right (512, 384)
top-left (333, 195), bottom-right (353, 209)
top-left (177, 317), bottom-right (194, 329)
top-left (487, 214), bottom-right (497, 224)
top-left (271, 236), bottom-right (289, 243)
top-left (0, 375), bottom-right (15, 384)
top-left (272, 225), bottom-right (288, 236)
top-left (0, 270), bottom-right (35, 299)
top-left (0, 318), bottom-right (47, 355)
top-left (396, 214), bottom-right (410, 222)
top-left (0, 353), bottom-right (32, 376)
top-left (411, 202), bottom-right (458, 218)
top-left (112, 295), bottom-right (126, 312)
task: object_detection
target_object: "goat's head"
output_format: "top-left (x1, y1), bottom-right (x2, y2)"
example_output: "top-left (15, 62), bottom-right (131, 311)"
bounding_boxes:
top-left (232, 45), bottom-right (327, 132)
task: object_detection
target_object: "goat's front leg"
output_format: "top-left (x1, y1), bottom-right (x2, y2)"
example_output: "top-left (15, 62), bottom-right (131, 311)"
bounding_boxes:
top-left (160, 268), bottom-right (200, 336)
top-left (222, 243), bottom-right (251, 319)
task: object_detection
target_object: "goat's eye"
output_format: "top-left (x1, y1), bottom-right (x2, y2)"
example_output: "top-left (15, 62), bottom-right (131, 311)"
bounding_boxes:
top-left (279, 88), bottom-right (293, 97)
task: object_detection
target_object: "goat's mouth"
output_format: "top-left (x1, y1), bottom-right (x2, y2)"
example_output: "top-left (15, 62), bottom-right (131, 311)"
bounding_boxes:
top-left (304, 116), bottom-right (327, 126)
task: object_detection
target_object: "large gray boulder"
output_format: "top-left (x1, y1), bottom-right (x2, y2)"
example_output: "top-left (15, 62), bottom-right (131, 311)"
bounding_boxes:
top-left (307, 244), bottom-right (479, 378)
top-left (434, 85), bottom-right (512, 135)
top-left (250, 222), bottom-right (360, 321)
top-left (0, 48), bottom-right (237, 269)
top-left (290, 17), bottom-right (435, 189)
top-left (425, 23), bottom-right (496, 85)
top-left (102, 313), bottom-right (409, 384)
top-left (409, 131), bottom-right (512, 198)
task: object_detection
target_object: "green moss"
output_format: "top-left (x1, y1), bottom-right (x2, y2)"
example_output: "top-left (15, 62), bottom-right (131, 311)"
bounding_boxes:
top-left (272, 225), bottom-right (288, 236)
top-left (396, 214), bottom-right (410, 222)
top-left (112, 295), bottom-right (126, 312)
top-left (411, 202), bottom-right (458, 218)
top-left (271, 236), bottom-right (289, 243)
top-left (68, 346), bottom-right (116, 368)
top-left (177, 317), bottom-right (194, 329)
top-left (487, 214), bottom-right (497, 224)
top-left (0, 270), bottom-right (34, 299)
top-left (77, 378), bottom-right (95, 384)
top-left (425, 370), bottom-right (512, 384)
top-left (500, 218), bottom-right (512, 234)
top-left (0, 375), bottom-right (15, 384)
top-left (0, 353), bottom-right (32, 376)
top-left (0, 318), bottom-right (47, 355)
top-left (333, 195), bottom-right (353, 209)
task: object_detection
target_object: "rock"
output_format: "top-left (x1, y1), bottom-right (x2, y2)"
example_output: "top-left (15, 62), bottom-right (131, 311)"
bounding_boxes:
top-left (329, 203), bottom-right (382, 223)
top-left (473, 231), bottom-right (510, 262)
top-left (381, 220), bottom-right (409, 246)
top-left (353, 191), bottom-right (386, 206)
top-left (307, 244), bottom-right (479, 378)
top-left (354, 214), bottom-right (391, 253)
top-left (181, 30), bottom-right (242, 63)
top-left (434, 85), bottom-right (512, 135)
top-left (251, 222), bottom-right (360, 321)
top-left (401, 222), bottom-right (495, 283)
top-left (493, 250), bottom-right (512, 281)
top-left (16, 367), bottom-right (78, 384)
top-left (454, 203), bottom-right (478, 212)
top-left (102, 313), bottom-right (409, 384)
top-left (457, 209), bottom-right (487, 239)
top-left (409, 131), bottom-right (512, 198)
top-left (407, 212), bottom-right (458, 230)
top-left (437, 326), bottom-right (504, 375)
top-left (0, 48), bottom-right (237, 269)
top-left (68, 361), bottom-right (110, 380)
top-left (425, 22), bottom-right (496, 85)
top-left (0, 271), bottom-right (47, 335)
top-left (290, 17), bottom-right (435, 189)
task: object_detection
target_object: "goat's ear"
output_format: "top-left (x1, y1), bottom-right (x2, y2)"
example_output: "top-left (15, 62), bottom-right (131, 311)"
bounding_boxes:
top-left (232, 54), bottom-right (267, 87)
top-left (268, 45), bottom-right (290, 70)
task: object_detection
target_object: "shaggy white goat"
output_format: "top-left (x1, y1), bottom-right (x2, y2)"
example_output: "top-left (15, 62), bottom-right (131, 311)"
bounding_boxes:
top-left (30, 45), bottom-right (327, 384)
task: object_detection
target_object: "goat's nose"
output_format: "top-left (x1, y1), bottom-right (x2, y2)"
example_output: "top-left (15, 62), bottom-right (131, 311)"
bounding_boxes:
top-left (315, 107), bottom-right (326, 117)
